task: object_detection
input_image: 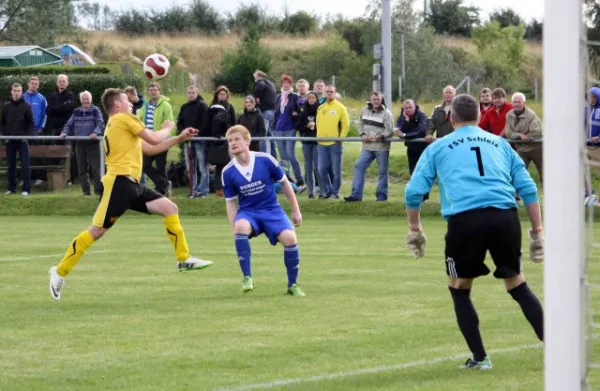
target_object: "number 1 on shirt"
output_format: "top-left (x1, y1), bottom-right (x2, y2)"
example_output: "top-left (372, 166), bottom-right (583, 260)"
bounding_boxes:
top-left (470, 146), bottom-right (485, 176)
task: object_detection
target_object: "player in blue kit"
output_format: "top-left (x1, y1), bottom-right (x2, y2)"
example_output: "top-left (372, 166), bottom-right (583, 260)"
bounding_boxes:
top-left (404, 94), bottom-right (544, 369)
top-left (222, 125), bottom-right (305, 297)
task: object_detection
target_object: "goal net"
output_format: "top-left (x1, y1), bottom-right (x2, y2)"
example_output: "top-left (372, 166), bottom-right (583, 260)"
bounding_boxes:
top-left (545, 0), bottom-right (600, 389)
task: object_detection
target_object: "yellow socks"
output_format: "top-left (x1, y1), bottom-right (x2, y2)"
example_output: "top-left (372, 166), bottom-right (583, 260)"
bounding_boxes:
top-left (56, 230), bottom-right (95, 277)
top-left (164, 214), bottom-right (190, 261)
top-left (56, 216), bottom-right (190, 277)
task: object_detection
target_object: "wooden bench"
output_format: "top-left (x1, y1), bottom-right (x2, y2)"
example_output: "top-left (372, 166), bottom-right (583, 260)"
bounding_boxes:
top-left (0, 144), bottom-right (72, 191)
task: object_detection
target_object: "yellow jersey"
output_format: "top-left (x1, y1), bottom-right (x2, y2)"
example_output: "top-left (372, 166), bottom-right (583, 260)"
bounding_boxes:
top-left (103, 113), bottom-right (145, 181)
top-left (316, 99), bottom-right (350, 146)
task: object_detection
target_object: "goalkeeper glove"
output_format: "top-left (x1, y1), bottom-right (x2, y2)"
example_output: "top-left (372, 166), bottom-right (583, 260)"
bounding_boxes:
top-left (406, 227), bottom-right (427, 259)
top-left (529, 228), bottom-right (544, 263)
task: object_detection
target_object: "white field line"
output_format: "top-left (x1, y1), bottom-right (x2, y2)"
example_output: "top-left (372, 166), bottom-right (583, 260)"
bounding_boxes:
top-left (213, 343), bottom-right (544, 391)
top-left (0, 249), bottom-right (115, 262)
top-left (0, 249), bottom-right (408, 262)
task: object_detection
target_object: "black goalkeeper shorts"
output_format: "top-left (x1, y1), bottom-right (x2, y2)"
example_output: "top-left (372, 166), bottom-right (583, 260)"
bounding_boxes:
top-left (444, 207), bottom-right (522, 279)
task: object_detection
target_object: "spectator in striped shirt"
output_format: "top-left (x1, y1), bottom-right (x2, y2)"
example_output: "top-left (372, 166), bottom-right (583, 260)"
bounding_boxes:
top-left (137, 82), bottom-right (174, 196)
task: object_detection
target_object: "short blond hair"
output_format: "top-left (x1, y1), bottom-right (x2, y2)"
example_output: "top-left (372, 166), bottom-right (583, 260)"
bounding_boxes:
top-left (296, 79), bottom-right (309, 87)
top-left (147, 82), bottom-right (161, 91)
top-left (226, 125), bottom-right (251, 142)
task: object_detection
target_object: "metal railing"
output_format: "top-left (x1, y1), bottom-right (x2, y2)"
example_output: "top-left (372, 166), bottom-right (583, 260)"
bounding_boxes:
top-left (0, 135), bottom-right (544, 182)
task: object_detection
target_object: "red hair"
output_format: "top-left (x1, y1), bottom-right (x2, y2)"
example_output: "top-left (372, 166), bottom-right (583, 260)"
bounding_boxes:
top-left (281, 74), bottom-right (293, 85)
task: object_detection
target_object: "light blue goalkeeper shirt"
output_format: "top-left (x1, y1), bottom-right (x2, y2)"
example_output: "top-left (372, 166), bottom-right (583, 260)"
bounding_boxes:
top-left (405, 124), bottom-right (539, 220)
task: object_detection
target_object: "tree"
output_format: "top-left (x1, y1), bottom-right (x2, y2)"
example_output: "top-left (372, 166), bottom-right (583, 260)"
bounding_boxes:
top-left (189, 0), bottom-right (224, 35)
top-left (393, 0), bottom-right (421, 34)
top-left (281, 11), bottom-right (318, 36)
top-left (586, 0), bottom-right (600, 70)
top-left (101, 5), bottom-right (112, 30)
top-left (364, 0), bottom-right (420, 34)
top-left (393, 25), bottom-right (465, 101)
top-left (425, 0), bottom-right (480, 37)
top-left (306, 34), bottom-right (355, 81)
top-left (0, 0), bottom-right (76, 46)
top-left (323, 16), bottom-right (379, 55)
top-left (488, 7), bottom-right (524, 28)
top-left (114, 9), bottom-right (151, 36)
top-left (113, 1), bottom-right (224, 36)
top-left (524, 18), bottom-right (542, 42)
top-left (149, 5), bottom-right (191, 34)
top-left (226, 3), bottom-right (278, 35)
top-left (213, 26), bottom-right (272, 93)
top-left (472, 21), bottom-right (526, 88)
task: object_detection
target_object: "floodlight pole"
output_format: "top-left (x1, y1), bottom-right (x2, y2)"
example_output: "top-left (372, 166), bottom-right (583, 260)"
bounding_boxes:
top-left (382, 0), bottom-right (393, 110)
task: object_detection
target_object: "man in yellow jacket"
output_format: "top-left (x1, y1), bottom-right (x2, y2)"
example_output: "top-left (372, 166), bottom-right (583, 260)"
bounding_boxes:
top-left (316, 85), bottom-right (350, 199)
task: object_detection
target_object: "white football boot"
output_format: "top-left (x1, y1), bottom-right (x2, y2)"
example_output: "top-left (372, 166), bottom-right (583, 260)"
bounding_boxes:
top-left (49, 266), bottom-right (64, 301)
top-left (177, 257), bottom-right (213, 272)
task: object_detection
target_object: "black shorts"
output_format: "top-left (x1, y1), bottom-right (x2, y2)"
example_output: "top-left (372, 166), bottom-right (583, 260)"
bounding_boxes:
top-left (92, 175), bottom-right (163, 229)
top-left (444, 207), bottom-right (522, 279)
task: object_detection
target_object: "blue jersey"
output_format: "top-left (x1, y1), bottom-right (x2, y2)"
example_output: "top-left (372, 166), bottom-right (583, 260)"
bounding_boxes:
top-left (405, 125), bottom-right (539, 219)
top-left (222, 152), bottom-right (286, 210)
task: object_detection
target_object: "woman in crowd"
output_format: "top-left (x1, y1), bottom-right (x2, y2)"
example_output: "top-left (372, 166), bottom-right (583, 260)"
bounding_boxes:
top-left (298, 92), bottom-right (321, 198)
top-left (274, 74), bottom-right (304, 187)
top-left (237, 95), bottom-right (265, 153)
top-left (207, 86), bottom-right (236, 197)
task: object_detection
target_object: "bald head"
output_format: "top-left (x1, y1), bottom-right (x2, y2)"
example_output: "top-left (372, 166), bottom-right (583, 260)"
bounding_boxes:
top-left (443, 85), bottom-right (456, 103)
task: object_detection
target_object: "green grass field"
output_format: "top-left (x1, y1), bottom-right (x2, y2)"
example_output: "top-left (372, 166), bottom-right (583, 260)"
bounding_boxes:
top-left (2, 215), bottom-right (594, 391)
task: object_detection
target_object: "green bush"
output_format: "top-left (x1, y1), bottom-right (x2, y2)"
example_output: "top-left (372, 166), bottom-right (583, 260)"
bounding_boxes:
top-left (213, 28), bottom-right (271, 93)
top-left (472, 21), bottom-right (526, 89)
top-left (0, 66), bottom-right (111, 77)
top-left (306, 34), bottom-right (355, 82)
top-left (280, 11), bottom-right (319, 36)
top-left (0, 74), bottom-right (144, 119)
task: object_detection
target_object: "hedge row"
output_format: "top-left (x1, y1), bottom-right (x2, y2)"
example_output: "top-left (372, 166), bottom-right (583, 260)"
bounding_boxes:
top-left (0, 74), bottom-right (145, 119)
top-left (0, 66), bottom-right (111, 77)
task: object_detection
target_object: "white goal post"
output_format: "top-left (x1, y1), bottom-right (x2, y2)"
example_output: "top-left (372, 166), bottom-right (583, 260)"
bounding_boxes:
top-left (544, 0), bottom-right (586, 389)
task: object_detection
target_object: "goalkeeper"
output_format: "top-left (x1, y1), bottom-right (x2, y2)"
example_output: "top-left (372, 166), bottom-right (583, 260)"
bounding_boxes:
top-left (404, 94), bottom-right (544, 370)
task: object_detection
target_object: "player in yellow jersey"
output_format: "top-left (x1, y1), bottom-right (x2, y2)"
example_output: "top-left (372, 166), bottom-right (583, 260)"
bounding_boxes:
top-left (49, 88), bottom-right (212, 301)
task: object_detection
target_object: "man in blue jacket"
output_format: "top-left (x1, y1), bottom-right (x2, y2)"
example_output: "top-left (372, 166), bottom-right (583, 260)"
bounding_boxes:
top-left (394, 99), bottom-right (431, 201)
top-left (404, 94), bottom-right (544, 370)
top-left (23, 76), bottom-right (47, 185)
top-left (23, 76), bottom-right (47, 136)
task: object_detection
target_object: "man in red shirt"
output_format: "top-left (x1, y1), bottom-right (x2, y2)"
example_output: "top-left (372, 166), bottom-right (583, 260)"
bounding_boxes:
top-left (478, 88), bottom-right (513, 136)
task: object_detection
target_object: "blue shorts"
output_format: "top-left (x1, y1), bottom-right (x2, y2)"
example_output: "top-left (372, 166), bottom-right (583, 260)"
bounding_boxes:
top-left (235, 208), bottom-right (293, 246)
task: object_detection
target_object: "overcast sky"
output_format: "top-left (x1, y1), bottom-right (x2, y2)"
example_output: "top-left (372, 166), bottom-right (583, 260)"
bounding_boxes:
top-left (96, 0), bottom-right (545, 22)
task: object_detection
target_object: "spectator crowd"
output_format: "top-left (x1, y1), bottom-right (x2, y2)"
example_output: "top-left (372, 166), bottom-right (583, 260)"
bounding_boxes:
top-left (0, 71), bottom-right (549, 201)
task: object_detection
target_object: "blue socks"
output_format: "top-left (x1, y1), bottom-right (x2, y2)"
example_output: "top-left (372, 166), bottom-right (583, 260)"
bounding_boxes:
top-left (235, 234), bottom-right (252, 277)
top-left (284, 244), bottom-right (300, 287)
top-left (236, 235), bottom-right (300, 287)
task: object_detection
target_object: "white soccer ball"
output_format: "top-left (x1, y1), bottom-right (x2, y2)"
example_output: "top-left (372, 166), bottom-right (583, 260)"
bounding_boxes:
top-left (143, 53), bottom-right (170, 81)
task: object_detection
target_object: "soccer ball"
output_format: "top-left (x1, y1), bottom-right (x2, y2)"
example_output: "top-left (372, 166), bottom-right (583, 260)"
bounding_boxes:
top-left (143, 53), bottom-right (170, 81)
